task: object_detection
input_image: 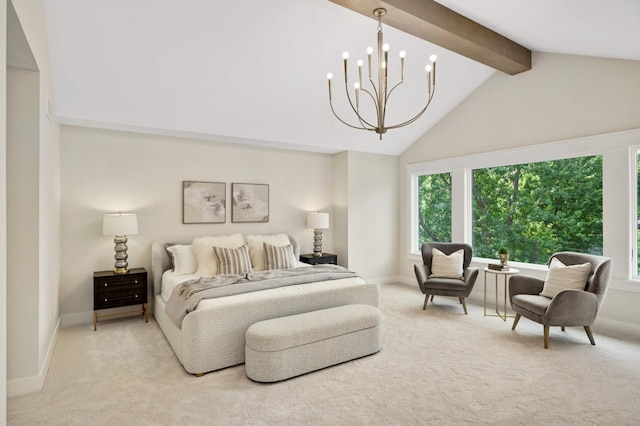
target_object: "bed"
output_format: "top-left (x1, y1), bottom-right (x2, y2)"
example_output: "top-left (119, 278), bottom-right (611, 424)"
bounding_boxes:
top-left (151, 233), bottom-right (380, 375)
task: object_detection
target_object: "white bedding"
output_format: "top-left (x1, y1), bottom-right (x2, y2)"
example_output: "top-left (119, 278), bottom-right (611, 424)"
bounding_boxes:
top-left (160, 270), bottom-right (200, 302)
top-left (160, 260), bottom-right (312, 302)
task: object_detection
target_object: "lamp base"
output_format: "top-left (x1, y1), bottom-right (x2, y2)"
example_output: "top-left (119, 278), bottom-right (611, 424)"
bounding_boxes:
top-left (113, 235), bottom-right (129, 274)
top-left (313, 228), bottom-right (323, 257)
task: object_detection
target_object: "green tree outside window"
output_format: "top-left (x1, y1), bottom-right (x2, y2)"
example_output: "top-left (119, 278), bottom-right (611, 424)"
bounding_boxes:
top-left (417, 173), bottom-right (452, 249)
top-left (472, 156), bottom-right (603, 264)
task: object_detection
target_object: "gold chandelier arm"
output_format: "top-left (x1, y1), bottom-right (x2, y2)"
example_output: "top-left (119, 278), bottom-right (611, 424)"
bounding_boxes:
top-left (368, 77), bottom-right (380, 109)
top-left (385, 88), bottom-right (436, 130)
top-left (353, 88), bottom-right (379, 129)
top-left (386, 80), bottom-right (404, 102)
top-left (329, 98), bottom-right (375, 131)
top-left (343, 82), bottom-right (376, 130)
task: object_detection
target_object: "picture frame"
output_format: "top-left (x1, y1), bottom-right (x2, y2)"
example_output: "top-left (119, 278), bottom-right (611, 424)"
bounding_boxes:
top-left (182, 181), bottom-right (226, 224)
top-left (231, 183), bottom-right (269, 223)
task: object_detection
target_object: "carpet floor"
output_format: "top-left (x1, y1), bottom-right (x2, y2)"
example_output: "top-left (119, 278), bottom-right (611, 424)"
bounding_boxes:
top-left (8, 282), bottom-right (640, 425)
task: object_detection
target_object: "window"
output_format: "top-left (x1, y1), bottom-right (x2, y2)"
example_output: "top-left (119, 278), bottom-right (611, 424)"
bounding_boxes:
top-left (472, 156), bottom-right (603, 264)
top-left (416, 172), bottom-right (452, 249)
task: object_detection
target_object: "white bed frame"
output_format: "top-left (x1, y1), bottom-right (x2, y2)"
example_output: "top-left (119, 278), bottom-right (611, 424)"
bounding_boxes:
top-left (151, 235), bottom-right (380, 375)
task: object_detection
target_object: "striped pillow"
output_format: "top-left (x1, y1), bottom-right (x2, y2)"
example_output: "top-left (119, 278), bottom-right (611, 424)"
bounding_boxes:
top-left (213, 244), bottom-right (252, 275)
top-left (264, 243), bottom-right (295, 270)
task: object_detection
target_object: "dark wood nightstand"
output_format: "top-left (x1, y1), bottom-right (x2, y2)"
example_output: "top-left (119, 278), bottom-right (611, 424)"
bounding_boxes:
top-left (93, 267), bottom-right (148, 331)
top-left (299, 253), bottom-right (338, 265)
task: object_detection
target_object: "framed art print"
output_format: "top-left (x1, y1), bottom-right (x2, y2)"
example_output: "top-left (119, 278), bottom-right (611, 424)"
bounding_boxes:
top-left (231, 183), bottom-right (269, 223)
top-left (183, 181), bottom-right (226, 224)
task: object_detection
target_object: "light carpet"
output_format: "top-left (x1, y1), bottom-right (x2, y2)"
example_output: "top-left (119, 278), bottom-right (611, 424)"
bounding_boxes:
top-left (9, 283), bottom-right (640, 425)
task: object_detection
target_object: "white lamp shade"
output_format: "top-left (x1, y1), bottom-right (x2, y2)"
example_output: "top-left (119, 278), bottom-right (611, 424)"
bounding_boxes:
top-left (306, 212), bottom-right (329, 229)
top-left (103, 213), bottom-right (139, 236)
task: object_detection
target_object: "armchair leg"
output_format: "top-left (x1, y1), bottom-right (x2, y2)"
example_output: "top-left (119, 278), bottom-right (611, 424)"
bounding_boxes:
top-left (430, 295), bottom-right (435, 302)
top-left (561, 326), bottom-right (565, 332)
top-left (459, 297), bottom-right (468, 315)
top-left (423, 294), bottom-right (429, 310)
top-left (544, 326), bottom-right (549, 349)
top-left (511, 313), bottom-right (521, 330)
top-left (584, 326), bottom-right (596, 345)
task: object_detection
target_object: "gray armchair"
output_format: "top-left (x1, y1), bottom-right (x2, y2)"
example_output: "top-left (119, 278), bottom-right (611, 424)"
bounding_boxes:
top-left (509, 252), bottom-right (612, 349)
top-left (414, 242), bottom-right (479, 314)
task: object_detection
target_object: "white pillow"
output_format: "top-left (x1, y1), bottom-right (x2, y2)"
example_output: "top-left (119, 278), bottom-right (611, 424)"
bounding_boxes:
top-left (430, 248), bottom-right (464, 279)
top-left (213, 244), bottom-right (252, 275)
top-left (166, 244), bottom-right (197, 275)
top-left (540, 257), bottom-right (591, 298)
top-left (245, 233), bottom-right (291, 271)
top-left (264, 243), bottom-right (295, 270)
top-left (192, 234), bottom-right (245, 276)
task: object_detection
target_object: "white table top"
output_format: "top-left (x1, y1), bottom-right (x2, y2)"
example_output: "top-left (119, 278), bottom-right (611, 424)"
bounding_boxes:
top-left (483, 266), bottom-right (519, 275)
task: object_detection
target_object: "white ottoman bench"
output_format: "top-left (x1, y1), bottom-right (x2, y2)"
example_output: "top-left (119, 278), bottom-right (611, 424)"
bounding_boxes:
top-left (245, 304), bottom-right (382, 382)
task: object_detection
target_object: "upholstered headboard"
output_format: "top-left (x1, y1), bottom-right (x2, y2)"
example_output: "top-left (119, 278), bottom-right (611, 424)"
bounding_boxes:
top-left (150, 235), bottom-right (300, 296)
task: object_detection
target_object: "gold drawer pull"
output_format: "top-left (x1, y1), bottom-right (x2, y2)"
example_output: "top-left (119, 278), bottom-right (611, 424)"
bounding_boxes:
top-left (104, 294), bottom-right (139, 302)
top-left (103, 281), bottom-right (139, 287)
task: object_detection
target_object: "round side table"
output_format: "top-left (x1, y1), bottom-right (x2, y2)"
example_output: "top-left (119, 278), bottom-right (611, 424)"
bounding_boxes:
top-left (483, 267), bottom-right (519, 321)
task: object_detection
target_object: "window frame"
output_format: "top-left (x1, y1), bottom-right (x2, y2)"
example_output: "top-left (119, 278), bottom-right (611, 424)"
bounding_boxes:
top-left (406, 129), bottom-right (640, 287)
top-left (633, 147), bottom-right (640, 279)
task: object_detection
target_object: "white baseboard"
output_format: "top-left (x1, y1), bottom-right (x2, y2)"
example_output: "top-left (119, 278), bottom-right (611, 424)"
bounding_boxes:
top-left (60, 302), bottom-right (155, 328)
top-left (60, 310), bottom-right (94, 328)
top-left (368, 276), bottom-right (412, 285)
top-left (595, 316), bottom-right (640, 337)
top-left (8, 317), bottom-right (61, 397)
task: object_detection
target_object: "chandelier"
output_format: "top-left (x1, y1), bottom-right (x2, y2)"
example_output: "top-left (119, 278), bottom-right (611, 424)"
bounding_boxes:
top-left (326, 8), bottom-right (437, 140)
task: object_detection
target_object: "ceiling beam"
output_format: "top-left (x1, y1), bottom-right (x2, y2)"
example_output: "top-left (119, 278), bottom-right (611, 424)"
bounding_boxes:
top-left (329, 0), bottom-right (531, 75)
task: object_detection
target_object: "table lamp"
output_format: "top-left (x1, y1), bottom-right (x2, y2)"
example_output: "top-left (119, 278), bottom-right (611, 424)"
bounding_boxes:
top-left (306, 212), bottom-right (329, 257)
top-left (103, 212), bottom-right (138, 274)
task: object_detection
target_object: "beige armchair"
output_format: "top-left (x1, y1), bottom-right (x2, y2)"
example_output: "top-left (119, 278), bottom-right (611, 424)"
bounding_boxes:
top-left (509, 252), bottom-right (612, 349)
top-left (414, 242), bottom-right (479, 314)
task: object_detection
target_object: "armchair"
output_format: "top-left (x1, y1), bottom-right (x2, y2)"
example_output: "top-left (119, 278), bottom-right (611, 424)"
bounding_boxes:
top-left (509, 252), bottom-right (612, 349)
top-left (414, 242), bottom-right (479, 314)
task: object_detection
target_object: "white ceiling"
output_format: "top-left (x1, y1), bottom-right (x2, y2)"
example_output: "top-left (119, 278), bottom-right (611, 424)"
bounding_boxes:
top-left (42, 0), bottom-right (640, 156)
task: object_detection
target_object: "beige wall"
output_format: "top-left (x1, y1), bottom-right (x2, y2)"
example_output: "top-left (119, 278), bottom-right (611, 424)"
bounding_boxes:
top-left (60, 126), bottom-right (336, 320)
top-left (7, 67), bottom-right (39, 381)
top-left (398, 52), bottom-right (640, 334)
top-left (1, 0), bottom-right (7, 416)
top-left (332, 151), bottom-right (398, 280)
top-left (402, 53), bottom-right (640, 162)
top-left (345, 152), bottom-right (398, 281)
top-left (5, 0), bottom-right (61, 398)
top-left (332, 152), bottom-right (349, 267)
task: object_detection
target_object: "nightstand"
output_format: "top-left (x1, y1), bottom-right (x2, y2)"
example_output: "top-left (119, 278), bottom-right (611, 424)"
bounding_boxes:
top-left (299, 253), bottom-right (338, 265)
top-left (93, 267), bottom-right (148, 331)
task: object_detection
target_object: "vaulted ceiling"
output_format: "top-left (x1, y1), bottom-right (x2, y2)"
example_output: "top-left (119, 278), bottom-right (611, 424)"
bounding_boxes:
top-left (43, 0), bottom-right (640, 156)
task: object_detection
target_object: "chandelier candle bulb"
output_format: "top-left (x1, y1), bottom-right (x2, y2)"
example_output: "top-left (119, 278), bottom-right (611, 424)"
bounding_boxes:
top-left (343, 52), bottom-right (349, 82)
top-left (430, 55), bottom-right (437, 85)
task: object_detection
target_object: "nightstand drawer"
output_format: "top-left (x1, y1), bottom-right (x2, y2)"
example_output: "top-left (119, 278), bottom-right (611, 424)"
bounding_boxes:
top-left (94, 276), bottom-right (143, 290)
top-left (94, 287), bottom-right (145, 310)
top-left (299, 253), bottom-right (338, 265)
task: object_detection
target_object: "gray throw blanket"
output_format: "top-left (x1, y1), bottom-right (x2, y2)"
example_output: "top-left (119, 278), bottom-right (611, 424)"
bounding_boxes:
top-left (165, 264), bottom-right (358, 328)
